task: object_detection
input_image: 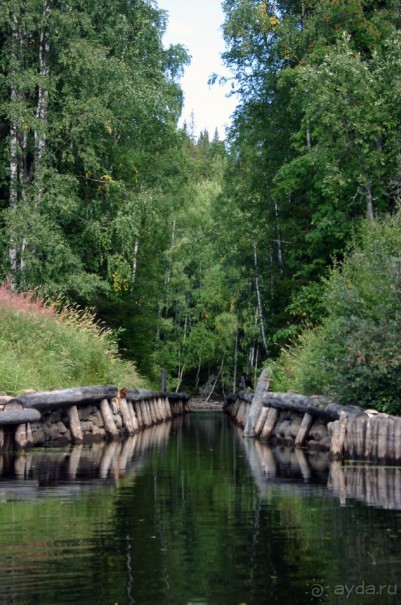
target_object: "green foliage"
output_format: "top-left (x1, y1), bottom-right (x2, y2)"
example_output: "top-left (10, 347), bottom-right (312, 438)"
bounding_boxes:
top-left (272, 211), bottom-right (401, 413)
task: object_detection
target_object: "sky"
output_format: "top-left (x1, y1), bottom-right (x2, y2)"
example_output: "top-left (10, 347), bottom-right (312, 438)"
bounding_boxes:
top-left (157, 0), bottom-right (237, 139)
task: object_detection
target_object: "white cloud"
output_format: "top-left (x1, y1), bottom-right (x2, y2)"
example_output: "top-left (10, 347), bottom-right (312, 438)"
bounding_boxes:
top-left (158, 0), bottom-right (237, 138)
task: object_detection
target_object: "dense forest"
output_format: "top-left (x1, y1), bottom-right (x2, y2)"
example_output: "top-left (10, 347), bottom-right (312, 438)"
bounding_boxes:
top-left (1, 0), bottom-right (401, 410)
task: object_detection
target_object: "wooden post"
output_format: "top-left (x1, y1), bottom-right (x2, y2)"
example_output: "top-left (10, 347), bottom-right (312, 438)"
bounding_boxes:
top-left (387, 417), bottom-right (396, 464)
top-left (354, 416), bottom-right (366, 458)
top-left (152, 398), bottom-right (162, 423)
top-left (243, 369), bottom-right (271, 437)
top-left (295, 413), bottom-right (313, 448)
top-left (161, 369), bottom-right (167, 392)
top-left (68, 405), bottom-right (84, 444)
top-left (254, 406), bottom-right (269, 437)
top-left (119, 397), bottom-right (134, 435)
top-left (365, 417), bottom-right (374, 460)
top-left (395, 418), bottom-right (401, 464)
top-left (260, 408), bottom-right (279, 441)
top-left (330, 412), bottom-right (347, 459)
top-left (143, 401), bottom-right (153, 426)
top-left (26, 423), bottom-right (34, 448)
top-left (164, 397), bottom-right (172, 419)
top-left (15, 424), bottom-right (28, 450)
top-left (157, 397), bottom-right (166, 422)
top-left (133, 401), bottom-right (144, 429)
top-left (100, 398), bottom-right (119, 439)
top-left (127, 401), bottom-right (139, 432)
top-left (377, 416), bottom-right (389, 463)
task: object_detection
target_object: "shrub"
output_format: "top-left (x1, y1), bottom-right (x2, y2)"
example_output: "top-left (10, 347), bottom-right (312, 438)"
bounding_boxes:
top-left (272, 211), bottom-right (401, 414)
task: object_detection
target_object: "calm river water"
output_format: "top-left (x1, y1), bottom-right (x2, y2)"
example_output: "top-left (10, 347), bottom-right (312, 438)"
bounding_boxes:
top-left (0, 413), bottom-right (400, 605)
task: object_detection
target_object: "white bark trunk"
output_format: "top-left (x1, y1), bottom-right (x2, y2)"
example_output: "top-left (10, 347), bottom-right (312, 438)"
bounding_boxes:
top-left (273, 197), bottom-right (284, 273)
top-left (34, 0), bottom-right (51, 205)
top-left (366, 182), bottom-right (374, 222)
top-left (8, 12), bottom-right (20, 282)
top-left (132, 238), bottom-right (139, 283)
top-left (253, 242), bottom-right (268, 356)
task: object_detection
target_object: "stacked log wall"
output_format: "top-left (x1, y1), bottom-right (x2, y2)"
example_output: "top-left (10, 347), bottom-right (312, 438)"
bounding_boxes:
top-left (224, 391), bottom-right (401, 464)
top-left (0, 387), bottom-right (190, 452)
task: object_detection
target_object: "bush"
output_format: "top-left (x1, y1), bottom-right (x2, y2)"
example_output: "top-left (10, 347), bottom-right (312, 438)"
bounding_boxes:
top-left (272, 212), bottom-right (401, 414)
top-left (0, 284), bottom-right (144, 395)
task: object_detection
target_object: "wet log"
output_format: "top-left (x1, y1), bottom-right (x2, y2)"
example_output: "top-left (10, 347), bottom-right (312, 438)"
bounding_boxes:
top-left (15, 423), bottom-right (31, 450)
top-left (26, 423), bottom-right (33, 447)
top-left (260, 408), bottom-right (279, 441)
top-left (295, 413), bottom-right (313, 447)
top-left (100, 398), bottom-right (119, 440)
top-left (68, 405), bottom-right (83, 444)
top-left (243, 369), bottom-right (271, 438)
top-left (133, 401), bottom-right (145, 429)
top-left (127, 401), bottom-right (139, 432)
top-left (394, 418), bottom-right (401, 464)
top-left (354, 416), bottom-right (367, 458)
top-left (330, 412), bottom-right (347, 459)
top-left (0, 408), bottom-right (41, 426)
top-left (119, 397), bottom-right (134, 434)
top-left (262, 392), bottom-right (363, 422)
top-left (254, 407), bottom-right (269, 437)
top-left (157, 397), bottom-right (166, 422)
top-left (164, 397), bottom-right (172, 420)
top-left (9, 386), bottom-right (118, 411)
top-left (377, 415), bottom-right (390, 463)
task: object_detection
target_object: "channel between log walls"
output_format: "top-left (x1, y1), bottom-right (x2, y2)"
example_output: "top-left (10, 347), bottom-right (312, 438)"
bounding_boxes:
top-left (224, 390), bottom-right (401, 464)
top-left (0, 386), bottom-right (189, 452)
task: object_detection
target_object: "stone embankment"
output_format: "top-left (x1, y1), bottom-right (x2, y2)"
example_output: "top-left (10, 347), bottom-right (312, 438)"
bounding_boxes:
top-left (0, 386), bottom-right (189, 451)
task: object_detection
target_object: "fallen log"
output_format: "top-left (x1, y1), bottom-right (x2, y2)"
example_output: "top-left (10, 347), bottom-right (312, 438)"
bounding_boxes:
top-left (124, 389), bottom-right (189, 403)
top-left (262, 392), bottom-right (364, 422)
top-left (0, 409), bottom-right (41, 426)
top-left (8, 386), bottom-right (118, 411)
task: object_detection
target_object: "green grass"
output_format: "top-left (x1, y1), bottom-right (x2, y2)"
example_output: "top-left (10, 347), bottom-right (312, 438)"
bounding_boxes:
top-left (0, 284), bottom-right (144, 394)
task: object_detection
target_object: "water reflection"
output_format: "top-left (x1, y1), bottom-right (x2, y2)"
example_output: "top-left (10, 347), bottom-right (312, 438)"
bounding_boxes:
top-left (240, 429), bottom-right (401, 511)
top-left (0, 421), bottom-right (174, 500)
top-left (0, 414), bottom-right (400, 605)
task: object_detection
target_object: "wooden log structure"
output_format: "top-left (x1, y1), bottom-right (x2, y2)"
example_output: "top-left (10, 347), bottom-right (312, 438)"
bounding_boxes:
top-left (243, 369), bottom-right (271, 438)
top-left (295, 413), bottom-right (313, 448)
top-left (224, 378), bottom-right (401, 464)
top-left (100, 398), bottom-right (119, 440)
top-left (68, 405), bottom-right (84, 444)
top-left (8, 385), bottom-right (118, 410)
top-left (0, 408), bottom-right (41, 426)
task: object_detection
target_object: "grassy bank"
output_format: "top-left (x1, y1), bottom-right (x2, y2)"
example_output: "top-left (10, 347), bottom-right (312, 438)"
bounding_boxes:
top-left (0, 285), bottom-right (144, 395)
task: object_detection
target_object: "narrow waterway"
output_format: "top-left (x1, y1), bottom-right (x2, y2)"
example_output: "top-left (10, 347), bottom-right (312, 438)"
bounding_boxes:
top-left (0, 413), bottom-right (400, 605)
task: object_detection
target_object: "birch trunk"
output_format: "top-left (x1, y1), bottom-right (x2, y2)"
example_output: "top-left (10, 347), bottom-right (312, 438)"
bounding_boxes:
top-left (253, 241), bottom-right (268, 355)
top-left (131, 238), bottom-right (139, 283)
top-left (273, 198), bottom-right (284, 273)
top-left (34, 2), bottom-right (50, 205)
top-left (8, 12), bottom-right (20, 282)
top-left (365, 182), bottom-right (374, 222)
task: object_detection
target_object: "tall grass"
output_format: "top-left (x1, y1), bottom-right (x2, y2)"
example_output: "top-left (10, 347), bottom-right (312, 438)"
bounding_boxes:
top-left (0, 284), bottom-right (144, 394)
